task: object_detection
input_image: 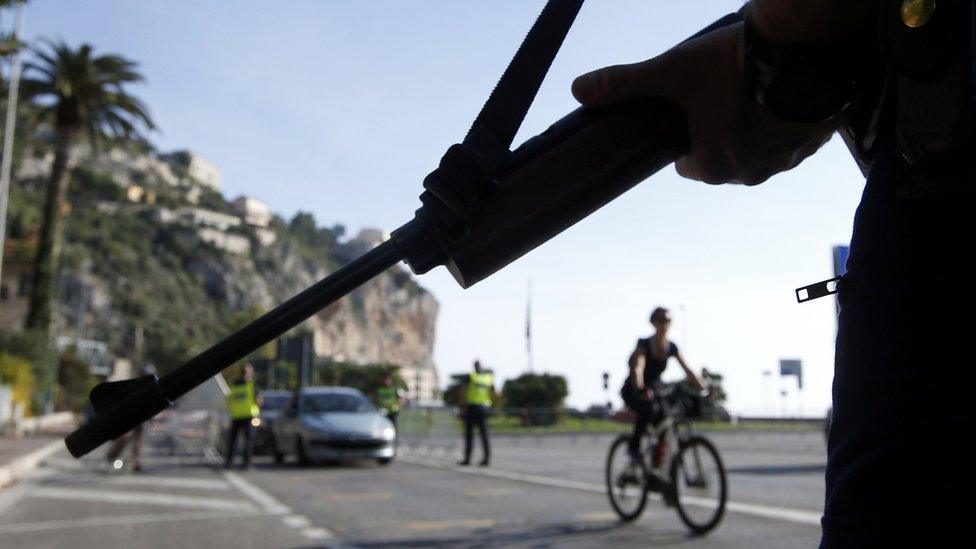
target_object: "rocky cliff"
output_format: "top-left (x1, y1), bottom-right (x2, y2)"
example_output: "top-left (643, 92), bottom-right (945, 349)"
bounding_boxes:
top-left (3, 143), bottom-right (439, 394)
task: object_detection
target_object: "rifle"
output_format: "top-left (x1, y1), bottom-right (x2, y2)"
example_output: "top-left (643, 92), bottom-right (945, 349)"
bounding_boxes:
top-left (66, 1), bottom-right (742, 458)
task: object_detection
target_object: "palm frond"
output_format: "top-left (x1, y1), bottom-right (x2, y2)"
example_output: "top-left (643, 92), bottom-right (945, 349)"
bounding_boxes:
top-left (22, 38), bottom-right (157, 141)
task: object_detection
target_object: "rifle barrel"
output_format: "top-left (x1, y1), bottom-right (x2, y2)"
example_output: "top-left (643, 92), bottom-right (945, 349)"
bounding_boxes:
top-left (160, 239), bottom-right (404, 399)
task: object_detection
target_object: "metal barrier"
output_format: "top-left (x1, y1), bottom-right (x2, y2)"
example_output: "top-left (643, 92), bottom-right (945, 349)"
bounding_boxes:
top-left (144, 408), bottom-right (225, 461)
top-left (396, 407), bottom-right (462, 463)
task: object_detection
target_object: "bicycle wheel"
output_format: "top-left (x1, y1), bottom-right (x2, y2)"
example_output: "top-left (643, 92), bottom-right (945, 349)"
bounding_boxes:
top-left (606, 434), bottom-right (649, 522)
top-left (670, 435), bottom-right (727, 535)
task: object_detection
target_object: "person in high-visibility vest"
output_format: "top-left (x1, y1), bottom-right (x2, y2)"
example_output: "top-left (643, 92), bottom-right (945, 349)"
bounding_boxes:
top-left (460, 360), bottom-right (493, 467)
top-left (376, 374), bottom-right (404, 430)
top-left (225, 363), bottom-right (260, 470)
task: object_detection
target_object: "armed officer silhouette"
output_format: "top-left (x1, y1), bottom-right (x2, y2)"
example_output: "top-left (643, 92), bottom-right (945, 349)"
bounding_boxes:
top-left (67, 1), bottom-right (975, 545)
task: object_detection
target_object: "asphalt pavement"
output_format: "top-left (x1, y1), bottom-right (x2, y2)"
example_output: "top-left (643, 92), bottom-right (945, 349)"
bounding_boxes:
top-left (0, 430), bottom-right (825, 548)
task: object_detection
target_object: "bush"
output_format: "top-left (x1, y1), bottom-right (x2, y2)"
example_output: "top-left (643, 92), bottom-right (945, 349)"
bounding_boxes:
top-left (501, 373), bottom-right (568, 409)
top-left (56, 350), bottom-right (96, 412)
top-left (70, 166), bottom-right (124, 202)
top-left (0, 351), bottom-right (36, 414)
top-left (0, 329), bottom-right (55, 414)
top-left (312, 360), bottom-right (404, 403)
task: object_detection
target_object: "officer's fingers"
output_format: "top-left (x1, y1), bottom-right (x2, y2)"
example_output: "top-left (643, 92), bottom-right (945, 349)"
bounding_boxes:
top-left (572, 56), bottom-right (679, 107)
top-left (675, 149), bottom-right (738, 185)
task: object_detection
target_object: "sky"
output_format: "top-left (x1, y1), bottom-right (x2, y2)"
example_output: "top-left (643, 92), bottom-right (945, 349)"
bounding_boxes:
top-left (16, 0), bottom-right (865, 415)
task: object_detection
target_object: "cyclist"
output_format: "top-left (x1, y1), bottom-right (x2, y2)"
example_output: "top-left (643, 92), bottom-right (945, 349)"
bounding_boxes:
top-left (622, 307), bottom-right (706, 466)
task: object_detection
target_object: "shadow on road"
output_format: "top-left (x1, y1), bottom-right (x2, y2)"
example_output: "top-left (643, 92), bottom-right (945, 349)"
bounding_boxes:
top-left (726, 464), bottom-right (825, 476)
top-left (338, 519), bottom-right (699, 548)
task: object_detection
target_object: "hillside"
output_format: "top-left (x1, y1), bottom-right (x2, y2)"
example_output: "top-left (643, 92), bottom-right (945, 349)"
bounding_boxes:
top-left (1, 138), bottom-right (439, 398)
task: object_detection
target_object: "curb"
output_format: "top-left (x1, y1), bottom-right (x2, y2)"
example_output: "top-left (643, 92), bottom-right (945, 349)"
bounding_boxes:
top-left (0, 439), bottom-right (64, 489)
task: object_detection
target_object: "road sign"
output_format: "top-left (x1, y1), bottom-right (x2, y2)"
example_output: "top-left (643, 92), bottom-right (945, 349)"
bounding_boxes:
top-left (832, 245), bottom-right (849, 278)
top-left (779, 359), bottom-right (803, 389)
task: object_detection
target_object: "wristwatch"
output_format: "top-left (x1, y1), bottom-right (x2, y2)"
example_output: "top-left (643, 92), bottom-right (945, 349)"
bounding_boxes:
top-left (743, 10), bottom-right (860, 123)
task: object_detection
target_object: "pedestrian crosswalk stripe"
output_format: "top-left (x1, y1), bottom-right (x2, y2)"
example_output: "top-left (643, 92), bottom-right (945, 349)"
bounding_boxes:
top-left (282, 515), bottom-right (311, 528)
top-left (28, 487), bottom-right (256, 512)
top-left (0, 510), bottom-right (259, 535)
top-left (223, 471), bottom-right (291, 514)
top-left (107, 475), bottom-right (231, 490)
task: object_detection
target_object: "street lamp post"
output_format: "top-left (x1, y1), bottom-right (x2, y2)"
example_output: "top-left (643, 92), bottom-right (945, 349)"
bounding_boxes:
top-left (0, 4), bottom-right (25, 291)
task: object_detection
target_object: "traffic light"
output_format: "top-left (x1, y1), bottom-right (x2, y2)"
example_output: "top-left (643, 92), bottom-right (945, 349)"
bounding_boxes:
top-left (602, 371), bottom-right (610, 390)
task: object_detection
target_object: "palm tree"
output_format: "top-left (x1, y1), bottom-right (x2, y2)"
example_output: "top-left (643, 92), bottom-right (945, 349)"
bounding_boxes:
top-left (20, 40), bottom-right (155, 332)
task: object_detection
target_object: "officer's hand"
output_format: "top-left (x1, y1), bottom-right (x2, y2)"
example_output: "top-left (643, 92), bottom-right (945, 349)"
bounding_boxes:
top-left (572, 23), bottom-right (837, 185)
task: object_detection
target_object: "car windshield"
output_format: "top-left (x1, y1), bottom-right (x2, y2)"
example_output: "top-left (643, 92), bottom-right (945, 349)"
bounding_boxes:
top-left (301, 393), bottom-right (374, 414)
top-left (261, 395), bottom-right (291, 411)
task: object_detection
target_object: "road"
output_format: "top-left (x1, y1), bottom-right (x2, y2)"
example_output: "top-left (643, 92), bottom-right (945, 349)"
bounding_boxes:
top-left (0, 430), bottom-right (825, 547)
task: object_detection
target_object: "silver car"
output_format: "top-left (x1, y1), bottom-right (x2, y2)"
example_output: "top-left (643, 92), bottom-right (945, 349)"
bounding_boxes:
top-left (270, 387), bottom-right (396, 465)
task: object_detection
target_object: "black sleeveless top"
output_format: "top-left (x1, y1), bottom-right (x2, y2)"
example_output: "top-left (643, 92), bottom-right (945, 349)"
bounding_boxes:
top-left (638, 337), bottom-right (678, 388)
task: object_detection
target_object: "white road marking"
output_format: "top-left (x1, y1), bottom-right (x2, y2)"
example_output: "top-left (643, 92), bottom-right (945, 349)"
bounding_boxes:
top-left (222, 471), bottom-right (292, 514)
top-left (0, 510), bottom-right (261, 535)
top-left (303, 527), bottom-right (333, 539)
top-left (221, 472), bottom-right (343, 543)
top-left (0, 439), bottom-right (65, 489)
top-left (399, 456), bottom-right (822, 526)
top-left (107, 475), bottom-right (231, 491)
top-left (282, 514), bottom-right (311, 528)
top-left (724, 500), bottom-right (821, 526)
top-left (28, 486), bottom-right (256, 512)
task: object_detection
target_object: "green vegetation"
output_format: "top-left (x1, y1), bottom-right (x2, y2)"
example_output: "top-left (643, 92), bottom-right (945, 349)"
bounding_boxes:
top-left (55, 349), bottom-right (96, 412)
top-left (0, 329), bottom-right (53, 414)
top-left (0, 351), bottom-right (35, 413)
top-left (501, 372), bottom-right (568, 411)
top-left (313, 360), bottom-right (405, 405)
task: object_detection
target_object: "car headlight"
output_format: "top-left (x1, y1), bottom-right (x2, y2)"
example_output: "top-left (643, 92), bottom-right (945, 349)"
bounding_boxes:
top-left (380, 426), bottom-right (395, 440)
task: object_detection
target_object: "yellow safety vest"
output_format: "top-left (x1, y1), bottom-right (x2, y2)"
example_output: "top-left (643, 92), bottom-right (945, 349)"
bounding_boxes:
top-left (228, 381), bottom-right (259, 419)
top-left (377, 386), bottom-right (400, 412)
top-left (465, 372), bottom-right (493, 406)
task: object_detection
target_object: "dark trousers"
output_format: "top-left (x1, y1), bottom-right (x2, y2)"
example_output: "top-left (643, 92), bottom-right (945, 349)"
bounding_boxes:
top-left (106, 425), bottom-right (144, 469)
top-left (627, 398), bottom-right (662, 455)
top-left (387, 411), bottom-right (399, 431)
top-left (225, 418), bottom-right (253, 469)
top-left (463, 404), bottom-right (490, 463)
top-left (821, 139), bottom-right (976, 547)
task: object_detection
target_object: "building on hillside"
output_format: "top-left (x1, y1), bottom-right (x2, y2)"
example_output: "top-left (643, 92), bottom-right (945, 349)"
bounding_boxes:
top-left (233, 195), bottom-right (277, 246)
top-left (178, 207), bottom-right (241, 231)
top-left (232, 196), bottom-right (271, 228)
top-left (162, 150), bottom-right (222, 191)
top-left (400, 365), bottom-right (439, 403)
top-left (196, 227), bottom-right (251, 255)
top-left (342, 228), bottom-right (390, 258)
top-left (125, 184), bottom-right (157, 204)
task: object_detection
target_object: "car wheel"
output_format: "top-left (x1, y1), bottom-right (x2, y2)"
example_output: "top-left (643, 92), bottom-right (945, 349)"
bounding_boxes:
top-left (377, 457), bottom-right (393, 466)
top-left (296, 436), bottom-right (310, 466)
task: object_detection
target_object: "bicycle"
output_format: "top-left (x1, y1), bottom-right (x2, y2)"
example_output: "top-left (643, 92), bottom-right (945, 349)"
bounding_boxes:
top-left (605, 385), bottom-right (728, 534)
